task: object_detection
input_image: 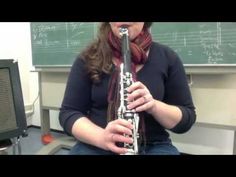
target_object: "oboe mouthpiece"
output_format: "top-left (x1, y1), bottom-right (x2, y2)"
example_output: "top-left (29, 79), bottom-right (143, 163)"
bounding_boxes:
top-left (119, 26), bottom-right (129, 36)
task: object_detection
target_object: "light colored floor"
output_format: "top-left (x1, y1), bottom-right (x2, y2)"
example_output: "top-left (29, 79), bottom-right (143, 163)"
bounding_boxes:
top-left (2, 127), bottom-right (70, 155)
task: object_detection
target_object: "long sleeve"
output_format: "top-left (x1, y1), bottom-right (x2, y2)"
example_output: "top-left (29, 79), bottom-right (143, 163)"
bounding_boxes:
top-left (59, 57), bottom-right (91, 135)
top-left (163, 49), bottom-right (196, 133)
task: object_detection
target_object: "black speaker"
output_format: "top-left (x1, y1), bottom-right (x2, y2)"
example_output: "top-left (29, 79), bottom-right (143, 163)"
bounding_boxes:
top-left (0, 59), bottom-right (27, 141)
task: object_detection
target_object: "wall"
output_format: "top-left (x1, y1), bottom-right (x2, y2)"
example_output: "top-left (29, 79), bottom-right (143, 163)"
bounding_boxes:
top-left (0, 22), bottom-right (235, 154)
top-left (0, 23), bottom-right (32, 104)
top-left (0, 22), bottom-right (62, 129)
top-left (170, 74), bottom-right (236, 154)
top-left (170, 126), bottom-right (234, 154)
top-left (0, 22), bottom-right (37, 126)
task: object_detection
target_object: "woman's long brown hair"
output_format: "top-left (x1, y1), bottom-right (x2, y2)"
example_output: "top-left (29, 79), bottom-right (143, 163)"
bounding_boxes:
top-left (80, 22), bottom-right (152, 83)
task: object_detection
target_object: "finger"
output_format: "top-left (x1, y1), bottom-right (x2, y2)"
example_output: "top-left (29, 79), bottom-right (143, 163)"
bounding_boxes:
top-left (109, 144), bottom-right (128, 154)
top-left (127, 81), bottom-right (145, 93)
top-left (127, 94), bottom-right (151, 110)
top-left (112, 134), bottom-right (133, 144)
top-left (127, 89), bottom-right (147, 102)
top-left (135, 100), bottom-right (153, 112)
top-left (114, 119), bottom-right (133, 130)
top-left (110, 124), bottom-right (132, 135)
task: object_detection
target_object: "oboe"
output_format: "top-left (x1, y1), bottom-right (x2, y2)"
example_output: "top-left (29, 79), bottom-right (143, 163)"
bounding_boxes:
top-left (118, 27), bottom-right (140, 155)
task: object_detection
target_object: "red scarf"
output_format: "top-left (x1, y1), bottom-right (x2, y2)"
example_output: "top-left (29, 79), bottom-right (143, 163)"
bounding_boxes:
top-left (107, 28), bottom-right (152, 145)
top-left (108, 29), bottom-right (152, 66)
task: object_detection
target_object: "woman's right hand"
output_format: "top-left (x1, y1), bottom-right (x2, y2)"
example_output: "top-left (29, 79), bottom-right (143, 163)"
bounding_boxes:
top-left (102, 119), bottom-right (134, 154)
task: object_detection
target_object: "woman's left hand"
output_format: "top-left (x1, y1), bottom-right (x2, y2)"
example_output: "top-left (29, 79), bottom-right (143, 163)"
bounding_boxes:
top-left (126, 81), bottom-right (156, 114)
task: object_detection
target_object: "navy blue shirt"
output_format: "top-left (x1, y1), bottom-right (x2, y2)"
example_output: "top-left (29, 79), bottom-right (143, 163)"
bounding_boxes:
top-left (59, 42), bottom-right (196, 143)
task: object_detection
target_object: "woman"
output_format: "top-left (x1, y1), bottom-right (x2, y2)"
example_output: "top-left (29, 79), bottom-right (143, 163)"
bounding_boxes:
top-left (59, 22), bottom-right (196, 155)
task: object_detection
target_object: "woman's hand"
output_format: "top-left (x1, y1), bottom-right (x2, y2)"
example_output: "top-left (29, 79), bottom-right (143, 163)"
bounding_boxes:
top-left (126, 81), bottom-right (182, 129)
top-left (127, 81), bottom-right (156, 114)
top-left (102, 119), bottom-right (133, 154)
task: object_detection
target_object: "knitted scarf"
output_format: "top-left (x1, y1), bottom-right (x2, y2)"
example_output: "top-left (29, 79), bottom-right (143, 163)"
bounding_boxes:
top-left (107, 28), bottom-right (152, 145)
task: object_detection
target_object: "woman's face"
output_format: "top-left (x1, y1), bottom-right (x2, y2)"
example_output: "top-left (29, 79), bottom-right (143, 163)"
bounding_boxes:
top-left (109, 22), bottom-right (144, 40)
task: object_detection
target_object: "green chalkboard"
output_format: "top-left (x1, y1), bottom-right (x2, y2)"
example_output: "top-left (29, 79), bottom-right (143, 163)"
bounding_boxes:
top-left (31, 22), bottom-right (98, 66)
top-left (31, 22), bottom-right (236, 67)
top-left (152, 22), bottom-right (236, 65)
